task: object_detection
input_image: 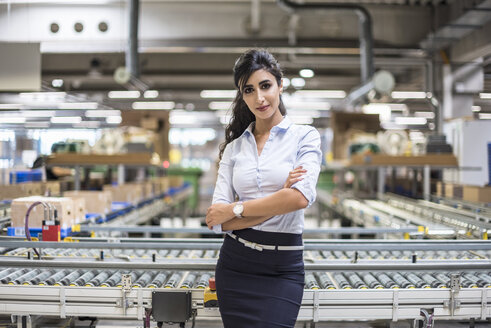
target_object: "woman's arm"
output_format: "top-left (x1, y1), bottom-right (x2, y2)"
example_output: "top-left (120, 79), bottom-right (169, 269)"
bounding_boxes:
top-left (206, 188), bottom-right (307, 228)
top-left (222, 215), bottom-right (271, 231)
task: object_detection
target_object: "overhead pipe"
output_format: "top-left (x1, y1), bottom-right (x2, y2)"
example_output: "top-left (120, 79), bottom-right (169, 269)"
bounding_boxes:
top-left (277, 0), bottom-right (374, 84)
top-left (127, 0), bottom-right (140, 78)
top-left (276, 0), bottom-right (395, 108)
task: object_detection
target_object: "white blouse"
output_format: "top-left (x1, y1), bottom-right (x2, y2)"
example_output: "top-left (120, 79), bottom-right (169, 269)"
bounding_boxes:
top-left (211, 115), bottom-right (322, 234)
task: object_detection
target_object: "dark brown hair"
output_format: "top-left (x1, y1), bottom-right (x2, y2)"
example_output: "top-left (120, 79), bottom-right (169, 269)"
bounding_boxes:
top-left (219, 49), bottom-right (286, 159)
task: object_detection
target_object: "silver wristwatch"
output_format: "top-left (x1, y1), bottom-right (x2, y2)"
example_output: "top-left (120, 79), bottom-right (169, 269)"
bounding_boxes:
top-left (232, 201), bottom-right (244, 218)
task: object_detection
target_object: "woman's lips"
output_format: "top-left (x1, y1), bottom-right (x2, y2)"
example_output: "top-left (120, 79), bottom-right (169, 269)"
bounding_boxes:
top-left (256, 105), bottom-right (269, 111)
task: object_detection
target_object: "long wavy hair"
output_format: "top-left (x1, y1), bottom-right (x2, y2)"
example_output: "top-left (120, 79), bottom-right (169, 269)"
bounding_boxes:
top-left (219, 49), bottom-right (287, 159)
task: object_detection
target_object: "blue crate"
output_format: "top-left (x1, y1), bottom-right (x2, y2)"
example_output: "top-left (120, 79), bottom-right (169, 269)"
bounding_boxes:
top-left (9, 170), bottom-right (43, 184)
top-left (7, 226), bottom-right (72, 239)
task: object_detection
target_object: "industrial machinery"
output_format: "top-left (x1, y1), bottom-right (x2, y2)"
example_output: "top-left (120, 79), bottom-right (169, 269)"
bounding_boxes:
top-left (1, 237), bottom-right (491, 327)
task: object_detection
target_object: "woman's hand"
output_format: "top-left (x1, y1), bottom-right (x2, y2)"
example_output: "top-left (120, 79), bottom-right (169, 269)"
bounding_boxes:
top-left (206, 203), bottom-right (235, 229)
top-left (283, 166), bottom-right (307, 188)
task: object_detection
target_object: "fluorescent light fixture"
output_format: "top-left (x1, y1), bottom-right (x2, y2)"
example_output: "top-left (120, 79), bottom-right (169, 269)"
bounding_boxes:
top-left (72, 121), bottom-right (101, 129)
top-left (19, 92), bottom-right (66, 101)
top-left (479, 93), bottom-right (491, 99)
top-left (132, 101), bottom-right (175, 110)
top-left (106, 116), bottom-right (122, 124)
top-left (108, 90), bottom-right (140, 99)
top-left (169, 113), bottom-right (198, 125)
top-left (0, 117), bottom-right (26, 124)
top-left (289, 116), bottom-right (314, 125)
top-left (285, 101), bottom-right (331, 111)
top-left (85, 110), bottom-right (121, 117)
top-left (22, 110), bottom-right (56, 117)
top-left (472, 106), bottom-right (481, 112)
top-left (363, 104), bottom-right (391, 121)
top-left (209, 101), bottom-right (233, 110)
top-left (50, 116), bottom-right (82, 124)
top-left (395, 117), bottom-right (427, 125)
top-left (299, 69), bottom-right (314, 78)
top-left (24, 122), bottom-right (50, 129)
top-left (58, 102), bottom-right (98, 110)
top-left (288, 110), bottom-right (322, 118)
top-left (143, 90), bottom-right (159, 98)
top-left (282, 78), bottom-right (290, 89)
top-left (291, 78), bottom-right (305, 89)
top-left (414, 111), bottom-right (435, 119)
top-left (294, 90), bottom-right (346, 99)
top-left (51, 79), bottom-right (64, 88)
top-left (391, 91), bottom-right (427, 99)
top-left (479, 113), bottom-right (491, 119)
top-left (0, 104), bottom-right (22, 110)
top-left (200, 90), bottom-right (237, 99)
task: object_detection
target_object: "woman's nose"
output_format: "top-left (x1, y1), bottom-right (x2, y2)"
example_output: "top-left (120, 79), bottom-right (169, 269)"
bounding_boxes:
top-left (256, 90), bottom-right (265, 102)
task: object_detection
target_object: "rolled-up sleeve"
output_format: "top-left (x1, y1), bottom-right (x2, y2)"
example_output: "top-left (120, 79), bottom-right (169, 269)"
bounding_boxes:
top-left (211, 143), bottom-right (235, 233)
top-left (291, 128), bottom-right (322, 208)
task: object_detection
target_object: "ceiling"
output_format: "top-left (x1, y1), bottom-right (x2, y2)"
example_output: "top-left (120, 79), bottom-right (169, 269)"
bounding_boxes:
top-left (0, 0), bottom-right (490, 129)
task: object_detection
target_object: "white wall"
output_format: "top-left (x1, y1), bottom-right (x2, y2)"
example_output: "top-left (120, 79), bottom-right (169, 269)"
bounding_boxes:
top-left (444, 119), bottom-right (491, 186)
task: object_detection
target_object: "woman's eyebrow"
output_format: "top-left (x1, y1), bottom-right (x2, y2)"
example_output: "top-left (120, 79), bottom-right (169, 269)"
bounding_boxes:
top-left (244, 79), bottom-right (271, 88)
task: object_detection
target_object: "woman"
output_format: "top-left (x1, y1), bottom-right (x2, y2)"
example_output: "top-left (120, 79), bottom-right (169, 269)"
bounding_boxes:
top-left (206, 49), bottom-right (322, 328)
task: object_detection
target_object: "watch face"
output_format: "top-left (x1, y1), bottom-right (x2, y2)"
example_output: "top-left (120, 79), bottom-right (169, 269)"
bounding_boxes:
top-left (234, 204), bottom-right (243, 216)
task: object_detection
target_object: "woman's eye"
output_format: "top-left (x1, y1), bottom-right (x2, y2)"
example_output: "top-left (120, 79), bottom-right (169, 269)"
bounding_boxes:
top-left (261, 83), bottom-right (271, 89)
top-left (244, 88), bottom-right (253, 94)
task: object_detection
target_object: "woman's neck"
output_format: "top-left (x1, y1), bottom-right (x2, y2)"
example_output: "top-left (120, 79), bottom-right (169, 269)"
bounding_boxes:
top-left (254, 111), bottom-right (283, 136)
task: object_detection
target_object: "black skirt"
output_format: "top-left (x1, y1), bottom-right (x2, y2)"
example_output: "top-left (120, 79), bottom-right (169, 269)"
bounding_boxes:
top-left (215, 228), bottom-right (304, 328)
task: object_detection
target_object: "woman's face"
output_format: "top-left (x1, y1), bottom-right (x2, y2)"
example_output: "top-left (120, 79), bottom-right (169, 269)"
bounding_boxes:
top-left (241, 69), bottom-right (283, 121)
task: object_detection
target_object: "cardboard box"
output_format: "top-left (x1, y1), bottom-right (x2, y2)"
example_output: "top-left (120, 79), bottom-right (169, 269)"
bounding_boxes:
top-left (463, 186), bottom-right (491, 204)
top-left (168, 176), bottom-right (183, 188)
top-left (11, 196), bottom-right (75, 228)
top-left (63, 190), bottom-right (112, 214)
top-left (41, 181), bottom-right (61, 196)
top-left (103, 184), bottom-right (143, 205)
top-left (0, 182), bottom-right (43, 200)
top-left (65, 196), bottom-right (86, 224)
top-left (445, 183), bottom-right (463, 199)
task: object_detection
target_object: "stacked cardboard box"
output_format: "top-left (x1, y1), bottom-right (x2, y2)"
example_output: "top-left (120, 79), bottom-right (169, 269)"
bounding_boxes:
top-left (103, 184), bottom-right (143, 204)
top-left (64, 190), bottom-right (112, 214)
top-left (11, 196), bottom-right (76, 229)
top-left (463, 186), bottom-right (491, 204)
top-left (0, 182), bottom-right (42, 200)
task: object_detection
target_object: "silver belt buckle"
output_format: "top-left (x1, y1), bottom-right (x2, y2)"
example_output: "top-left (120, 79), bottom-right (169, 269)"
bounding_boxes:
top-left (244, 240), bottom-right (263, 251)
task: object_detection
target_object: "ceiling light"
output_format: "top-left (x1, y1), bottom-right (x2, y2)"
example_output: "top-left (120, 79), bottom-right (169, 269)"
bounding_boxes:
top-left (414, 111), bottom-right (435, 119)
top-left (0, 104), bottom-right (23, 110)
top-left (106, 116), bottom-right (122, 124)
top-left (22, 110), bottom-right (56, 117)
top-left (288, 110), bottom-right (322, 118)
top-left (395, 117), bottom-right (427, 125)
top-left (200, 90), bottom-right (237, 99)
top-left (291, 78), bottom-right (306, 89)
top-left (51, 79), bottom-right (64, 88)
top-left (50, 116), bottom-right (82, 124)
top-left (169, 113), bottom-right (198, 125)
top-left (362, 104), bottom-right (391, 121)
top-left (479, 93), bottom-right (491, 99)
top-left (294, 90), bottom-right (346, 99)
top-left (285, 101), bottom-right (331, 111)
top-left (108, 90), bottom-right (140, 99)
top-left (479, 113), bottom-right (491, 119)
top-left (299, 69), bottom-right (314, 78)
top-left (472, 106), bottom-right (481, 112)
top-left (72, 121), bottom-right (101, 129)
top-left (58, 102), bottom-right (98, 110)
top-left (289, 116), bottom-right (314, 125)
top-left (24, 122), bottom-right (50, 129)
top-left (143, 90), bottom-right (159, 98)
top-left (391, 91), bottom-right (427, 99)
top-left (85, 110), bottom-right (121, 117)
top-left (132, 101), bottom-right (175, 110)
top-left (282, 78), bottom-right (290, 89)
top-left (19, 92), bottom-right (67, 101)
top-left (0, 117), bottom-right (26, 124)
top-left (209, 101), bottom-right (233, 110)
